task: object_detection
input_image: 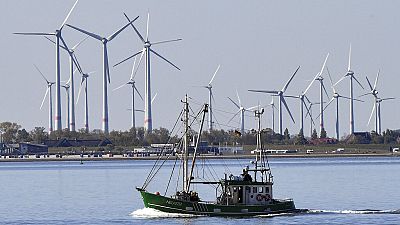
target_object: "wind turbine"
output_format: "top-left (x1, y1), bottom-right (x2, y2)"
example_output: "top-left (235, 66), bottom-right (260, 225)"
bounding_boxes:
top-left (76, 71), bottom-right (95, 133)
top-left (227, 90), bottom-right (258, 135)
top-left (44, 36), bottom-right (88, 132)
top-left (113, 57), bottom-right (144, 129)
top-left (14, 0), bottom-right (80, 131)
top-left (362, 71), bottom-right (395, 135)
top-left (67, 15), bottom-right (139, 134)
top-left (62, 83), bottom-right (70, 131)
top-left (334, 45), bottom-right (364, 134)
top-left (320, 67), bottom-right (363, 140)
top-left (249, 66), bottom-right (300, 135)
top-left (203, 65), bottom-right (221, 131)
top-left (285, 54), bottom-right (329, 134)
top-left (34, 64), bottom-right (55, 134)
top-left (114, 12), bottom-right (181, 134)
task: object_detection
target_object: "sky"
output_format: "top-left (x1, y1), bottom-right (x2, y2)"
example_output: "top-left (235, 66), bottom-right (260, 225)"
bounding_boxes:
top-left (1, 0), bottom-right (400, 138)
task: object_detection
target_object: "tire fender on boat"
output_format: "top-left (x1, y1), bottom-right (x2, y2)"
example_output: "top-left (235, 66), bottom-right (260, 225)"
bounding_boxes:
top-left (256, 194), bottom-right (263, 201)
top-left (264, 194), bottom-right (271, 201)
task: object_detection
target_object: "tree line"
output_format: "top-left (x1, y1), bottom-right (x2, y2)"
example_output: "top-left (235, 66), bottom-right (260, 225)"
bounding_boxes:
top-left (0, 121), bottom-right (399, 146)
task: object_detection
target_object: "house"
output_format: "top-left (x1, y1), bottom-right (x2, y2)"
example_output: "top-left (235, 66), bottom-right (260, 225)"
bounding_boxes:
top-left (43, 138), bottom-right (112, 148)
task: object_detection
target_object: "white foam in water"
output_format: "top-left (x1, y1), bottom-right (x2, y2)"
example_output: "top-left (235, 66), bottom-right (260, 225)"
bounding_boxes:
top-left (131, 207), bottom-right (202, 218)
top-left (308, 209), bottom-right (400, 214)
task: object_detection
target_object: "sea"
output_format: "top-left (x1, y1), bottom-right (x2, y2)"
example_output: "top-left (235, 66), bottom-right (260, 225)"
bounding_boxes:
top-left (0, 156), bottom-right (399, 225)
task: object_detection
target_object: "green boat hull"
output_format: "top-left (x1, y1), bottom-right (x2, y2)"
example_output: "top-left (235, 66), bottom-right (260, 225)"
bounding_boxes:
top-left (138, 189), bottom-right (298, 216)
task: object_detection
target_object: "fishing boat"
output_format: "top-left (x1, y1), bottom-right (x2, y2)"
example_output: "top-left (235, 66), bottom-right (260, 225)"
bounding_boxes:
top-left (136, 95), bottom-right (300, 216)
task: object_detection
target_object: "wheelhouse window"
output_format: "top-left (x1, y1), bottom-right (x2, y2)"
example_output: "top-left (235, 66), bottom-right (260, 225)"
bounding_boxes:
top-left (258, 187), bottom-right (264, 193)
top-left (265, 186), bottom-right (270, 193)
top-left (246, 186), bottom-right (251, 193)
top-left (253, 187), bottom-right (257, 193)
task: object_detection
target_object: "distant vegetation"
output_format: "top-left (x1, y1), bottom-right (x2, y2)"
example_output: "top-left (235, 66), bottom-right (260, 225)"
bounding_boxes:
top-left (0, 121), bottom-right (399, 147)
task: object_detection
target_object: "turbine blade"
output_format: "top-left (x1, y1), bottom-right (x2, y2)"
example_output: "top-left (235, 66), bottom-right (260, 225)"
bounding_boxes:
top-left (129, 56), bottom-right (138, 80)
top-left (373, 69), bottom-right (380, 90)
top-left (333, 75), bottom-right (347, 87)
top-left (123, 12), bottom-right (145, 43)
top-left (236, 90), bottom-right (241, 106)
top-left (33, 64), bottom-right (49, 83)
top-left (353, 76), bottom-right (364, 89)
top-left (133, 49), bottom-right (145, 77)
top-left (227, 97), bottom-right (240, 109)
top-left (227, 110), bottom-right (241, 124)
top-left (113, 50), bottom-right (142, 67)
top-left (209, 65), bottom-right (220, 85)
top-left (66, 24), bottom-right (103, 41)
top-left (282, 66), bottom-right (300, 92)
top-left (380, 97), bottom-right (395, 101)
top-left (150, 48), bottom-right (180, 70)
top-left (13, 32), bottom-right (55, 36)
top-left (146, 11), bottom-right (150, 41)
top-left (151, 93), bottom-right (158, 104)
top-left (72, 35), bottom-right (89, 50)
top-left (326, 67), bottom-right (336, 93)
top-left (76, 79), bottom-right (84, 104)
top-left (367, 103), bottom-right (375, 126)
top-left (105, 46), bottom-right (111, 83)
top-left (318, 53), bottom-right (329, 79)
top-left (348, 44), bottom-right (352, 71)
top-left (281, 97), bottom-right (295, 124)
top-left (134, 85), bottom-right (144, 101)
top-left (107, 15), bottom-right (139, 41)
top-left (304, 55), bottom-right (327, 95)
top-left (248, 90), bottom-right (278, 94)
top-left (152, 38), bottom-right (182, 46)
top-left (60, 0), bottom-right (79, 29)
top-left (365, 76), bottom-right (373, 91)
top-left (44, 36), bottom-right (68, 51)
top-left (113, 83), bottom-right (126, 91)
top-left (135, 109), bottom-right (145, 113)
top-left (40, 88), bottom-right (49, 110)
top-left (246, 105), bottom-right (259, 111)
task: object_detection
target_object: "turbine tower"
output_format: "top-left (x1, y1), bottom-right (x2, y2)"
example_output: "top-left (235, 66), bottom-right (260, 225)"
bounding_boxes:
top-left (113, 57), bottom-right (144, 129)
top-left (45, 36), bottom-right (88, 131)
top-left (362, 71), bottom-right (395, 135)
top-left (249, 66), bottom-right (300, 135)
top-left (335, 45), bottom-right (364, 134)
top-left (114, 12), bottom-right (181, 134)
top-left (305, 102), bottom-right (317, 137)
top-left (62, 84), bottom-right (70, 131)
top-left (34, 64), bottom-right (55, 134)
top-left (285, 54), bottom-right (329, 134)
top-left (76, 71), bottom-right (95, 133)
top-left (270, 98), bottom-right (277, 133)
top-left (227, 90), bottom-right (257, 135)
top-left (67, 15), bottom-right (139, 134)
top-left (14, 0), bottom-right (80, 131)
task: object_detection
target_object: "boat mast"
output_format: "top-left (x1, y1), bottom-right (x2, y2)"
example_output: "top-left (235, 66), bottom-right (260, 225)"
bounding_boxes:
top-left (186, 103), bottom-right (208, 192)
top-left (183, 94), bottom-right (189, 191)
top-left (254, 108), bottom-right (264, 182)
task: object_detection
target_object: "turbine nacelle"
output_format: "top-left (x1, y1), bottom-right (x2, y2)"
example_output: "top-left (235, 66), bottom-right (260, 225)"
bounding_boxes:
top-left (144, 41), bottom-right (151, 48)
top-left (347, 70), bottom-right (354, 76)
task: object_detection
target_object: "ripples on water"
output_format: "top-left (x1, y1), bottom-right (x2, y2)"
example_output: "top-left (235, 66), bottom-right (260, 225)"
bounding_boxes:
top-left (0, 157), bottom-right (399, 224)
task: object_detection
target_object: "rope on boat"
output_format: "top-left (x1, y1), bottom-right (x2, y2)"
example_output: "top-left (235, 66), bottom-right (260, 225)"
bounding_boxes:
top-left (142, 109), bottom-right (183, 189)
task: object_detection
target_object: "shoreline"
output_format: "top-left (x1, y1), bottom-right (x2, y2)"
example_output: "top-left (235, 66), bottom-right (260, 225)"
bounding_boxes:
top-left (0, 153), bottom-right (398, 162)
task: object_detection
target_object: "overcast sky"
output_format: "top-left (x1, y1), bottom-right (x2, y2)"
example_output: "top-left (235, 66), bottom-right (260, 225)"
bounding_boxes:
top-left (1, 0), bottom-right (399, 137)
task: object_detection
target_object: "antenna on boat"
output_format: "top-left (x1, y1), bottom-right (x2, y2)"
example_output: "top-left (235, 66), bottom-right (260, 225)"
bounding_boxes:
top-left (182, 94), bottom-right (189, 192)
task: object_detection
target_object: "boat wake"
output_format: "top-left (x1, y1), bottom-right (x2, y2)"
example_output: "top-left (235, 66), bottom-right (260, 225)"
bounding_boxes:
top-left (130, 208), bottom-right (400, 219)
top-left (308, 209), bottom-right (400, 215)
top-left (130, 208), bottom-right (204, 218)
